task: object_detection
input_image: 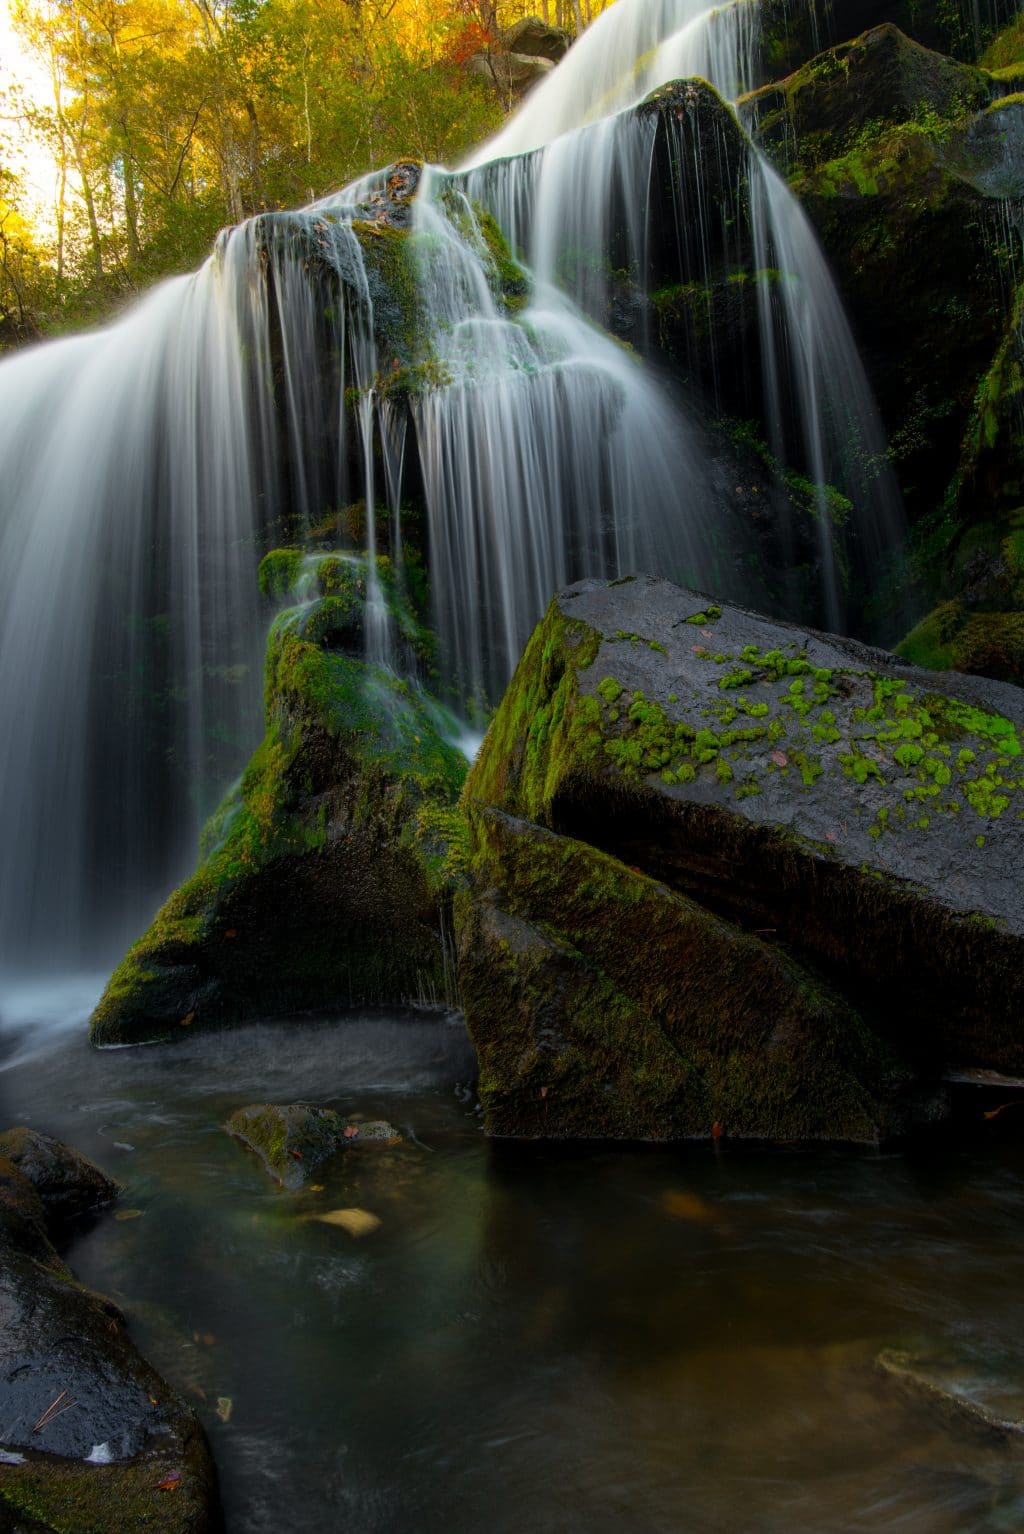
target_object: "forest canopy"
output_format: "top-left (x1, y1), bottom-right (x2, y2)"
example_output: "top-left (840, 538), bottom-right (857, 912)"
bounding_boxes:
top-left (0, 0), bottom-right (607, 344)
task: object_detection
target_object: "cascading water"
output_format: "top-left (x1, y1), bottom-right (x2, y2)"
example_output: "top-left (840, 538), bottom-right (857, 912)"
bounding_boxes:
top-left (0, 0), bottom-right (906, 980)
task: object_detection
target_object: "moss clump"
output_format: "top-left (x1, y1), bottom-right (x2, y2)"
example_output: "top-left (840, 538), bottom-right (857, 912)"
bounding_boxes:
top-left (90, 579), bottom-right (468, 1046)
top-left (0, 1451), bottom-right (216, 1534)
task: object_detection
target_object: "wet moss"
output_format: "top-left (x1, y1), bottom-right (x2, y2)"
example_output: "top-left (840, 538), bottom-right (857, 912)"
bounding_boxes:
top-left (90, 580), bottom-right (467, 1045)
top-left (0, 1449), bottom-right (217, 1534)
top-left (457, 806), bottom-right (903, 1143)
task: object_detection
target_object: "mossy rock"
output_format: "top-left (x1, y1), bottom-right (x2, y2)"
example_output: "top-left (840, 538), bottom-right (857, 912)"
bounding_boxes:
top-left (90, 579), bottom-right (468, 1046)
top-left (758, 1), bottom-right (1019, 75)
top-left (746, 26), bottom-right (1009, 531)
top-left (458, 805), bottom-right (910, 1142)
top-left (0, 1140), bottom-right (217, 1533)
top-left (0, 1128), bottom-right (119, 1224)
top-left (465, 576), bottom-right (1024, 1097)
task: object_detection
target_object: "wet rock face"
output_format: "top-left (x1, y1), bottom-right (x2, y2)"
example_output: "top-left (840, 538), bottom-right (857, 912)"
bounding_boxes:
top-left (0, 1128), bottom-right (119, 1224)
top-left (89, 560), bottom-right (466, 1046)
top-left (0, 1138), bottom-right (218, 1533)
top-left (458, 576), bottom-right (1024, 1141)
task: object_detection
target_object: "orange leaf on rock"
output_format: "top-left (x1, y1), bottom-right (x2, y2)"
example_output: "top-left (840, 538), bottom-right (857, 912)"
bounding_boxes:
top-left (153, 1472), bottom-right (182, 1492)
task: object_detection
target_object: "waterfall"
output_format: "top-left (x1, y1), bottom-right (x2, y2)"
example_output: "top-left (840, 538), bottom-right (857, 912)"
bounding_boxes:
top-left (0, 0), bottom-right (904, 975)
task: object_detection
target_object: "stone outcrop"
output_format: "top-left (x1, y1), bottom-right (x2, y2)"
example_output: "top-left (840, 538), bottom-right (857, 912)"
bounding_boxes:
top-left (456, 575), bottom-right (1024, 1141)
top-left (90, 554), bottom-right (467, 1045)
top-left (0, 1132), bottom-right (218, 1533)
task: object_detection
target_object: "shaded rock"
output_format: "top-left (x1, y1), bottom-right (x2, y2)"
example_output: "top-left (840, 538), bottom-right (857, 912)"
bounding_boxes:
top-left (758, 0), bottom-right (1019, 73)
top-left (746, 26), bottom-right (1009, 535)
top-left (878, 1346), bottom-right (1024, 1438)
top-left (466, 50), bottom-right (555, 93)
top-left (457, 806), bottom-right (905, 1141)
top-left (459, 575), bottom-right (1024, 1140)
top-left (0, 1141), bottom-right (217, 1533)
top-left (0, 1128), bottom-right (119, 1225)
top-left (503, 15), bottom-right (570, 61)
top-left (90, 558), bottom-right (467, 1045)
top-left (226, 1104), bottom-right (402, 1188)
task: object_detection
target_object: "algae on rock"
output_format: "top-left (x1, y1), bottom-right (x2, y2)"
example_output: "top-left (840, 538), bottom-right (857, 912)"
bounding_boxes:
top-left (457, 576), bottom-right (1024, 1142)
top-left (90, 555), bottom-right (467, 1046)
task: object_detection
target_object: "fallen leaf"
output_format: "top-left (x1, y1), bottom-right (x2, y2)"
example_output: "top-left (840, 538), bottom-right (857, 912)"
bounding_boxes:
top-left (215, 1396), bottom-right (233, 1423)
top-left (224, 929), bottom-right (237, 939)
top-left (201, 1333), bottom-right (216, 1347)
top-left (343, 1125), bottom-right (359, 1139)
top-left (114, 1208), bottom-right (143, 1222)
top-left (288, 1149), bottom-right (303, 1160)
top-left (711, 1121), bottom-right (724, 1140)
top-left (153, 1472), bottom-right (182, 1492)
top-left (984, 1101), bottom-right (1024, 1121)
top-left (314, 1207), bottom-right (381, 1237)
top-left (771, 751), bottom-right (788, 768)
top-left (179, 1011), bottom-right (194, 1027)
top-left (661, 1190), bottom-right (718, 1224)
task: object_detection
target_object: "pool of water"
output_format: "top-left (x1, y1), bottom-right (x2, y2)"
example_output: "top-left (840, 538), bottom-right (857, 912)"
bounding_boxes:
top-left (4, 999), bottom-right (1024, 1533)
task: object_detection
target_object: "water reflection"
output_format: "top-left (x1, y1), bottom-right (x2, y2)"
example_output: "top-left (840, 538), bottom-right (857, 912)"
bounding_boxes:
top-left (4, 1014), bottom-right (1024, 1533)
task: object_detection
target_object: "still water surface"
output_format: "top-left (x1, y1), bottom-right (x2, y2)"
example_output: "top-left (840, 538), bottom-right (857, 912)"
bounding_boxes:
top-left (3, 1005), bottom-right (1024, 1533)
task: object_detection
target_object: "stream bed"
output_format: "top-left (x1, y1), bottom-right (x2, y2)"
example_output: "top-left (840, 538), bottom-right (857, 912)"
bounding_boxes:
top-left (3, 999), bottom-right (1024, 1533)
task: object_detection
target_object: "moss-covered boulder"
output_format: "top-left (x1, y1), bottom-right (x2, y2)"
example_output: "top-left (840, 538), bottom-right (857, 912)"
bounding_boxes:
top-left (745, 25), bottom-right (1009, 531)
top-left (225, 1103), bottom-right (401, 1189)
top-left (458, 575), bottom-right (1024, 1140)
top-left (0, 1137), bottom-right (217, 1533)
top-left (758, 0), bottom-right (1019, 74)
top-left (458, 806), bottom-right (908, 1141)
top-left (90, 555), bottom-right (467, 1046)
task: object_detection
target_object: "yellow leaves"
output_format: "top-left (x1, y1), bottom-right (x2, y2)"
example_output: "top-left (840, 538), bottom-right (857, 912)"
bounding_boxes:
top-left (215, 1396), bottom-right (233, 1422)
top-left (312, 1207), bottom-right (381, 1236)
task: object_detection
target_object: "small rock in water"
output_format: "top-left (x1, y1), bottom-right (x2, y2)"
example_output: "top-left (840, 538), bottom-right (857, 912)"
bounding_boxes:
top-left (225, 1104), bottom-right (400, 1189)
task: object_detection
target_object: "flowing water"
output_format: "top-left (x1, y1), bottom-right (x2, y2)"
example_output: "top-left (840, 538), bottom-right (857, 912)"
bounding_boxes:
top-left (0, 0), bottom-right (910, 969)
top-left (5, 1013), bottom-right (1024, 1533)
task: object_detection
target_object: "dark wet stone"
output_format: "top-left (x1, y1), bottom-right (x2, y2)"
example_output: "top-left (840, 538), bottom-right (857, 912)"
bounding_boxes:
top-left (0, 1128), bottom-right (119, 1224)
top-left (0, 1133), bottom-right (218, 1532)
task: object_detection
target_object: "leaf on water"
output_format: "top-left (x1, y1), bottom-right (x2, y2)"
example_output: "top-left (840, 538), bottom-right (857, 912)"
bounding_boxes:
top-left (314, 1207), bottom-right (381, 1237)
top-left (661, 1190), bottom-right (718, 1224)
top-left (114, 1208), bottom-right (143, 1221)
top-left (711, 1120), bottom-right (724, 1140)
top-left (984, 1101), bottom-right (1024, 1120)
top-left (308, 1183), bottom-right (325, 1193)
top-left (153, 1472), bottom-right (182, 1492)
top-left (215, 1397), bottom-right (233, 1423)
top-left (179, 1011), bottom-right (195, 1027)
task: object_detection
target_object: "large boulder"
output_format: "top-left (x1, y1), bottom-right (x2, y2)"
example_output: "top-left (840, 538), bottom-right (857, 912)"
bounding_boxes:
top-left (90, 555), bottom-right (467, 1045)
top-left (0, 1128), bottom-right (118, 1224)
top-left (745, 25), bottom-right (1007, 534)
top-left (457, 575), bottom-right (1024, 1140)
top-left (0, 1137), bottom-right (217, 1533)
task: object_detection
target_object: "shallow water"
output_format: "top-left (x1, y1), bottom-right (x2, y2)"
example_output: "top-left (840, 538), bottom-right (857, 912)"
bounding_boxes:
top-left (4, 1008), bottom-right (1024, 1533)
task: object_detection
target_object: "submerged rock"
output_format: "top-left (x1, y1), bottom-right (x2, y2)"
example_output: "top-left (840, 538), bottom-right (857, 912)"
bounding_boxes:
top-left (458, 575), bottom-right (1024, 1140)
top-left (90, 557), bottom-right (467, 1046)
top-left (0, 1135), bottom-right (217, 1533)
top-left (226, 1102), bottom-right (402, 1189)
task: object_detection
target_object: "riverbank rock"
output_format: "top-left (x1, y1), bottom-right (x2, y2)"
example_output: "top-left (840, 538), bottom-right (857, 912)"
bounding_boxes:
top-left (0, 1133), bottom-right (217, 1533)
top-left (0, 1128), bottom-right (119, 1224)
top-left (225, 1103), bottom-right (402, 1189)
top-left (90, 555), bottom-right (467, 1046)
top-left (457, 575), bottom-right (1024, 1141)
